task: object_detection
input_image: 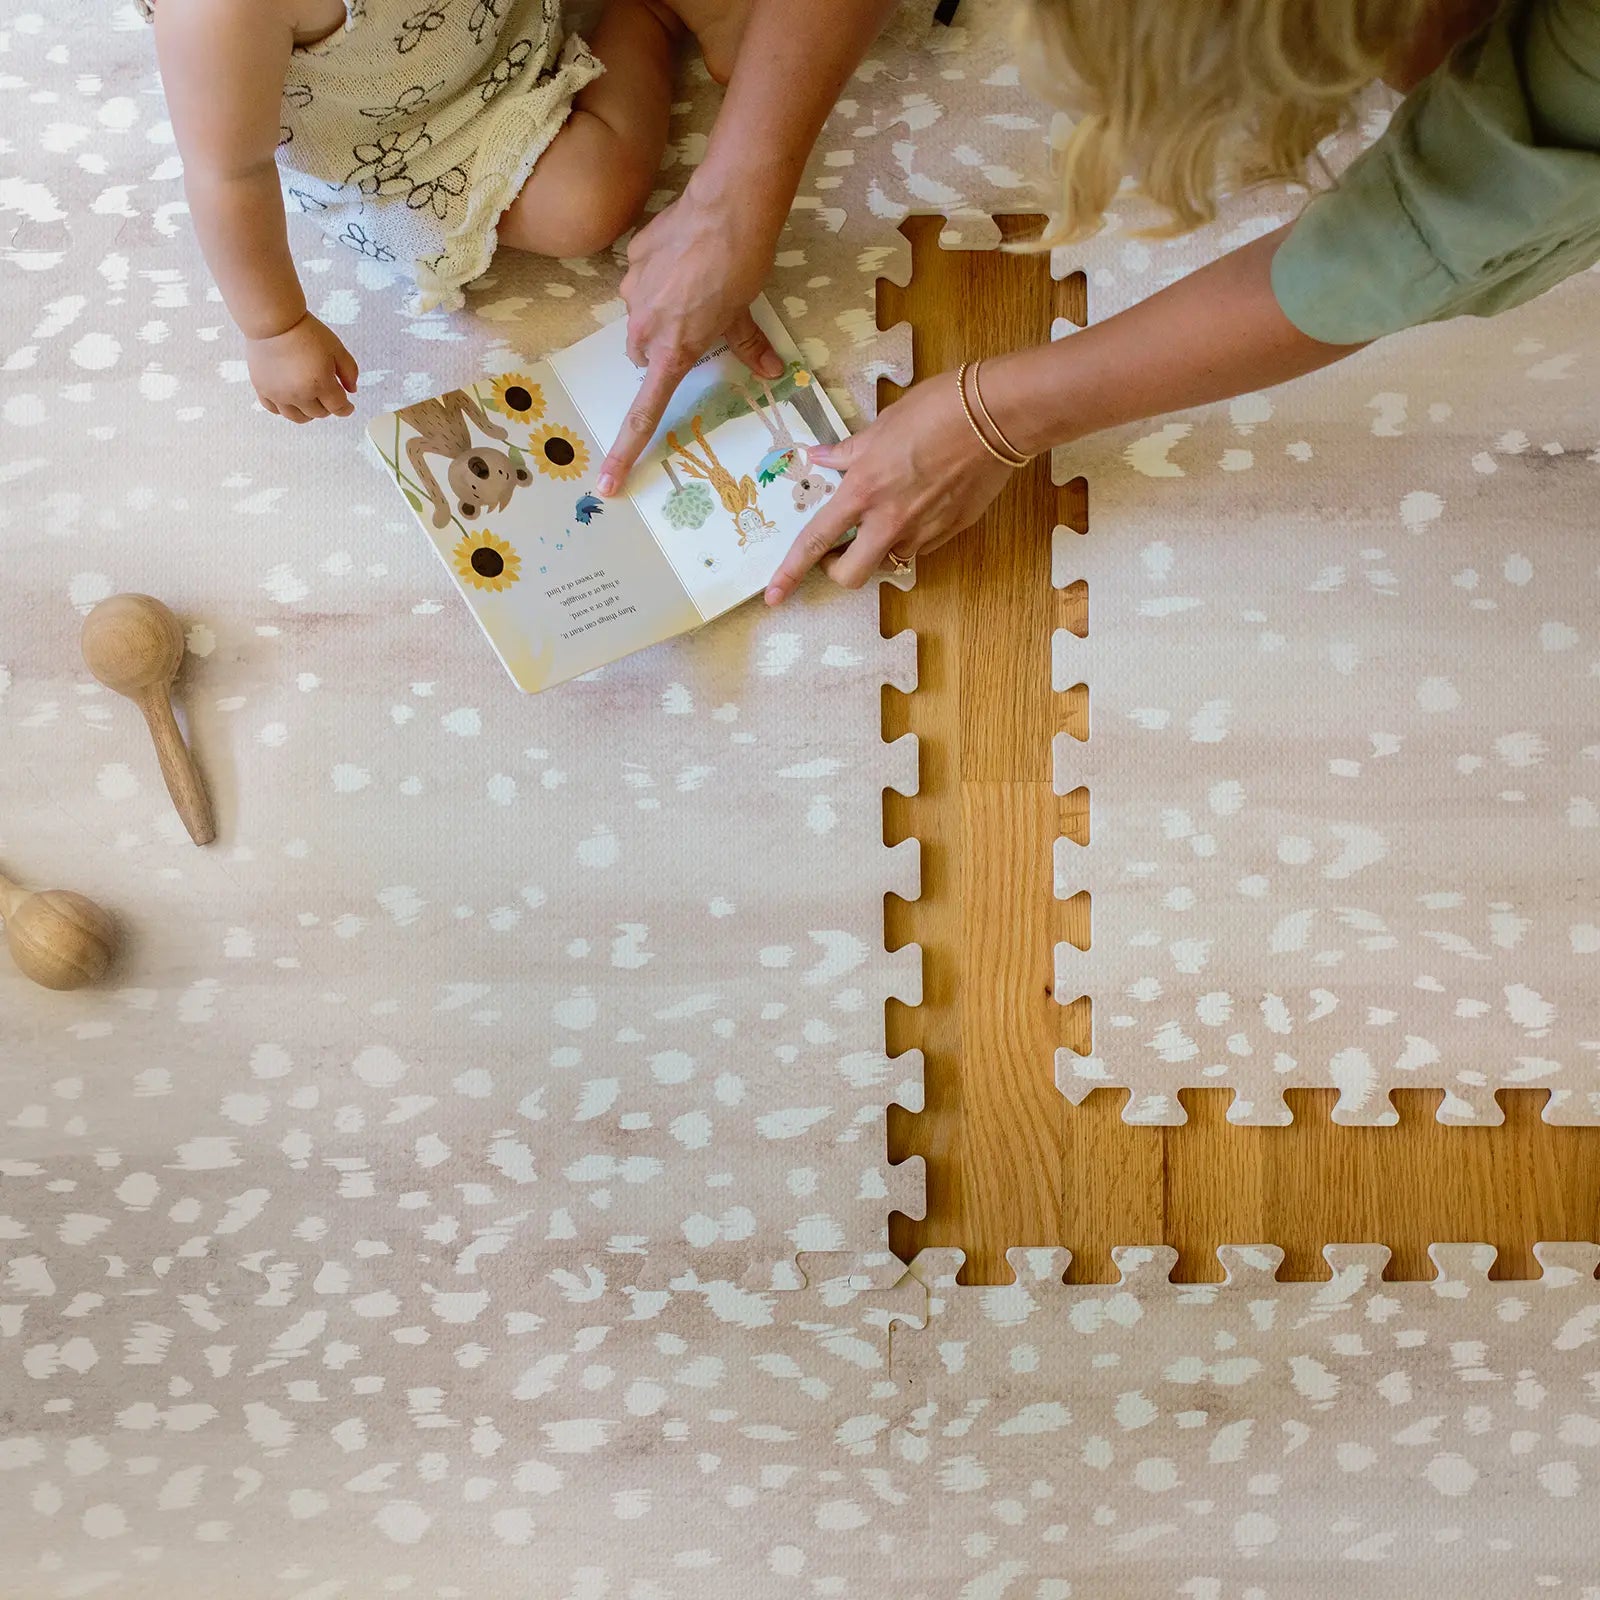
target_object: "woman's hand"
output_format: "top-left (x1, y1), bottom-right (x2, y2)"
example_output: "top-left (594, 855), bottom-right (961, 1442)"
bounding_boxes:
top-left (247, 312), bottom-right (358, 423)
top-left (765, 224), bottom-right (1358, 607)
top-left (595, 174), bottom-right (784, 495)
top-left (763, 369), bottom-right (1014, 604)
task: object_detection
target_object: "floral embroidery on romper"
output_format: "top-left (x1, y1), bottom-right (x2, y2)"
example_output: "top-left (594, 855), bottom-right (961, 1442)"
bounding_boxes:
top-left (135, 0), bottom-right (602, 312)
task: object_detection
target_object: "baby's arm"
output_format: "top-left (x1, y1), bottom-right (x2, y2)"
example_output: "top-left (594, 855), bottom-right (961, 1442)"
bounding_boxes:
top-left (153, 0), bottom-right (356, 422)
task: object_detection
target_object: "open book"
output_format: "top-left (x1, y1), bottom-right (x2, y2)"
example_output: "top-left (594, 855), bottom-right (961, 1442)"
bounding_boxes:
top-left (367, 296), bottom-right (849, 693)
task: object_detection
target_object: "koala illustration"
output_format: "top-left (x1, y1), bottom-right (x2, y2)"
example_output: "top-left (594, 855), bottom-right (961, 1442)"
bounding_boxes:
top-left (730, 375), bottom-right (837, 514)
top-left (397, 389), bottom-right (531, 529)
top-left (789, 468), bottom-right (835, 512)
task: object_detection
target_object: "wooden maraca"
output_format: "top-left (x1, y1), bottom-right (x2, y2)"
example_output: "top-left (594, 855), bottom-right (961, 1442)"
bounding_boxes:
top-left (81, 594), bottom-right (216, 847)
top-left (0, 869), bottom-right (118, 990)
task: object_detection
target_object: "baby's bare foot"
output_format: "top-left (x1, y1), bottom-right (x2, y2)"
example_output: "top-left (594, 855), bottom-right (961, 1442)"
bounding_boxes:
top-left (663, 0), bottom-right (752, 84)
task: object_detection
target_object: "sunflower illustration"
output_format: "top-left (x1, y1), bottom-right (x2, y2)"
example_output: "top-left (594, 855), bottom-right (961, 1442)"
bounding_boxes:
top-left (452, 530), bottom-right (521, 592)
top-left (793, 368), bottom-right (813, 387)
top-left (490, 373), bottom-right (545, 424)
top-left (529, 423), bottom-right (590, 481)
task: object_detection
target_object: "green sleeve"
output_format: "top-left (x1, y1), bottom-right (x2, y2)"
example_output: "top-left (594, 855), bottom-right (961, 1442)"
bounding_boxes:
top-left (1271, 0), bottom-right (1600, 345)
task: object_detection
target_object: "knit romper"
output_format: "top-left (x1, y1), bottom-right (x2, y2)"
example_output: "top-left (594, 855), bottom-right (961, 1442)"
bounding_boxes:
top-left (137, 0), bottom-right (602, 312)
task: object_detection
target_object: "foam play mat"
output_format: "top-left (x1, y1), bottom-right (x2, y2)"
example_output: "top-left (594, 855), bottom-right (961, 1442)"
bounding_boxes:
top-left (3, 4), bottom-right (1597, 1596)
top-left (1053, 277), bottom-right (1600, 1126)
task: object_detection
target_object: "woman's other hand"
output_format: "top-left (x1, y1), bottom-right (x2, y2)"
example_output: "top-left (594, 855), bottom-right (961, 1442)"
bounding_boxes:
top-left (595, 174), bottom-right (784, 496)
top-left (763, 370), bottom-right (1014, 604)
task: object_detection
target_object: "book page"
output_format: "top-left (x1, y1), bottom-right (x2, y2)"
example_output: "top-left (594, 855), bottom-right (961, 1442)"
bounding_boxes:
top-left (550, 297), bottom-right (851, 621)
top-left (367, 373), bottom-right (700, 693)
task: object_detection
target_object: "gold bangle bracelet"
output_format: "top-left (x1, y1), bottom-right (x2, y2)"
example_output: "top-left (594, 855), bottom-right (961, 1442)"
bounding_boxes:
top-left (956, 361), bottom-right (1026, 469)
top-left (969, 359), bottom-right (1031, 467)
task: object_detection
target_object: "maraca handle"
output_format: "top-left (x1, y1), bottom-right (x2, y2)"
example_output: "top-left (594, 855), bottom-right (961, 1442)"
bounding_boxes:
top-left (140, 692), bottom-right (216, 846)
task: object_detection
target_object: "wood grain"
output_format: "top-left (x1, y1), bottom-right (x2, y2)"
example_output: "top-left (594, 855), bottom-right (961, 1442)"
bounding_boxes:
top-left (80, 593), bottom-right (216, 847)
top-left (0, 872), bottom-right (118, 992)
top-left (881, 214), bottom-right (1600, 1284)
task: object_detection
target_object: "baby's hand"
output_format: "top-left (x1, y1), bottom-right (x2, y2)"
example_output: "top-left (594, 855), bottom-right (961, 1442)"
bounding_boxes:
top-left (247, 313), bottom-right (358, 423)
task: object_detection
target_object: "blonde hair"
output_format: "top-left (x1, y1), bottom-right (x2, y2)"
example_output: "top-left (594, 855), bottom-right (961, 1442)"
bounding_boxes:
top-left (1014, 0), bottom-right (1432, 243)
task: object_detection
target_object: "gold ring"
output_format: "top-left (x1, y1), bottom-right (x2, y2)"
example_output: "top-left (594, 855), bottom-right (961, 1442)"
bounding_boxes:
top-left (885, 549), bottom-right (912, 575)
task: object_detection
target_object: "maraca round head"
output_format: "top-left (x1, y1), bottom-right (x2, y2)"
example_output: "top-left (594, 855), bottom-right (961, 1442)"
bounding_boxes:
top-left (81, 593), bottom-right (187, 696)
top-left (7, 890), bottom-right (117, 991)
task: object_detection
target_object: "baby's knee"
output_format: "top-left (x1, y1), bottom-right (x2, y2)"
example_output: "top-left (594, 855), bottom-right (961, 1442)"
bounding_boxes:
top-left (574, 114), bottom-right (661, 247)
top-left (520, 203), bottom-right (628, 262)
top-left (562, 182), bottom-right (653, 260)
top-left (503, 112), bottom-right (658, 260)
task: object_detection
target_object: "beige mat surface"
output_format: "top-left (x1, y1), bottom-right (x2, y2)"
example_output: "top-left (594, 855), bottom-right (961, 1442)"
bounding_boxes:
top-left (901, 1244), bottom-right (1600, 1596)
top-left (0, 5), bottom-right (953, 1593)
top-left (9, 1239), bottom-right (1599, 1597)
top-left (5, 5), bottom-right (1598, 1597)
top-left (1052, 241), bottom-right (1600, 1125)
top-left (1, 1), bottom-right (944, 1303)
top-left (3, 1247), bottom-right (927, 1598)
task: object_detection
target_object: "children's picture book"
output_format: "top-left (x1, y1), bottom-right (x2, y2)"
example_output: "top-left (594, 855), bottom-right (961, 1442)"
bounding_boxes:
top-left (367, 296), bottom-right (850, 693)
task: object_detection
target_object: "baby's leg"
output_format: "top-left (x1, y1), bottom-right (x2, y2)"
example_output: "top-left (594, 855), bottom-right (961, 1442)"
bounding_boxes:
top-left (498, 0), bottom-right (680, 261)
top-left (662, 0), bottom-right (753, 85)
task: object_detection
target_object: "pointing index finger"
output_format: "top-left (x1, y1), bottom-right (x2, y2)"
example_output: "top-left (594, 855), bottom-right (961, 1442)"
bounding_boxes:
top-left (597, 351), bottom-right (689, 496)
top-left (764, 488), bottom-right (861, 606)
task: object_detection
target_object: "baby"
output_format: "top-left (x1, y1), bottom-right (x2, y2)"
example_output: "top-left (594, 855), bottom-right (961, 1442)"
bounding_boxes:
top-left (144, 0), bottom-right (748, 424)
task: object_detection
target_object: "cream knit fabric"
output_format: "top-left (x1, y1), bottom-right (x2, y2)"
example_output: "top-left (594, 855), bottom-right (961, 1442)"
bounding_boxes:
top-left (137, 0), bottom-right (601, 312)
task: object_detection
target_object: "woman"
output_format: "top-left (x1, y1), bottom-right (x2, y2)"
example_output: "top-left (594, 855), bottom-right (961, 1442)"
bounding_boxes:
top-left (758, 0), bottom-right (1600, 602)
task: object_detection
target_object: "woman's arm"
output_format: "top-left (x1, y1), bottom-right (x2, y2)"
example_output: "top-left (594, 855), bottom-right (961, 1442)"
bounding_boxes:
top-left (767, 0), bottom-right (1600, 598)
top-left (990, 225), bottom-right (1361, 457)
top-left (693, 0), bottom-right (902, 247)
top-left (154, 0), bottom-right (357, 420)
top-left (764, 226), bottom-right (1364, 600)
top-left (595, 0), bottom-right (899, 495)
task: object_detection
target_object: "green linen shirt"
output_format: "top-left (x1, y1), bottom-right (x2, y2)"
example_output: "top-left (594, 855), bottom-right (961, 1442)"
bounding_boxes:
top-left (1271, 0), bottom-right (1600, 343)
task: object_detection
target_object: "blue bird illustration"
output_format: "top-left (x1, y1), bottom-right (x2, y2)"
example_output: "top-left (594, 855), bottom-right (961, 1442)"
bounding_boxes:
top-left (574, 493), bottom-right (604, 525)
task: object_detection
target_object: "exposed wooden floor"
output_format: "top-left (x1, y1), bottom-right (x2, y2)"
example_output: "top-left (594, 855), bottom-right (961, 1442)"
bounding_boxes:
top-left (880, 215), bottom-right (1600, 1285)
